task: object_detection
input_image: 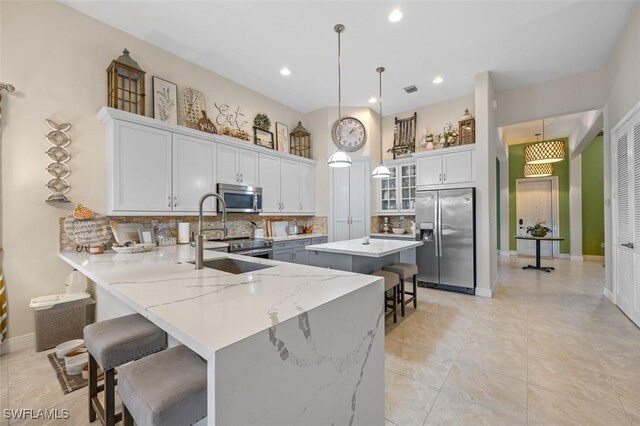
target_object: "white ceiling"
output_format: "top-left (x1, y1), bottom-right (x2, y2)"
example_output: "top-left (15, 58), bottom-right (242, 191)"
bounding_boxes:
top-left (499, 110), bottom-right (601, 146)
top-left (63, 0), bottom-right (638, 115)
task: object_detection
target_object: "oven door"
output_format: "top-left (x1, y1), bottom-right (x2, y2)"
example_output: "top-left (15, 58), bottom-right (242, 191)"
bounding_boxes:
top-left (233, 248), bottom-right (273, 259)
top-left (218, 184), bottom-right (262, 213)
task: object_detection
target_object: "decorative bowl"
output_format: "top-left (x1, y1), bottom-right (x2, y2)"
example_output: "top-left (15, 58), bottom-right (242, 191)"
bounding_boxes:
top-left (112, 243), bottom-right (156, 254)
top-left (392, 228), bottom-right (405, 235)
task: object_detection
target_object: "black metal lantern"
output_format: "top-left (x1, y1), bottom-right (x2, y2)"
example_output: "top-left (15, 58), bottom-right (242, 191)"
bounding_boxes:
top-left (107, 49), bottom-right (146, 115)
top-left (290, 121), bottom-right (311, 158)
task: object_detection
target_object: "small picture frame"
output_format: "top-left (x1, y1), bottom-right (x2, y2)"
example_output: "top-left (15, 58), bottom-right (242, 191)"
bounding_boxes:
top-left (253, 126), bottom-right (274, 149)
top-left (138, 227), bottom-right (156, 245)
top-left (153, 77), bottom-right (178, 125)
top-left (275, 122), bottom-right (289, 153)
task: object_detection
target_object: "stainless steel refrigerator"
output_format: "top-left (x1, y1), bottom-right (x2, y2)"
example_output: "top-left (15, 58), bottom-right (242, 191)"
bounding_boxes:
top-left (415, 188), bottom-right (476, 294)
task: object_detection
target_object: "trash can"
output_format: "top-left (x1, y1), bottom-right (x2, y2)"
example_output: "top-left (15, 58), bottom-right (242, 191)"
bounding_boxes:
top-left (29, 293), bottom-right (95, 352)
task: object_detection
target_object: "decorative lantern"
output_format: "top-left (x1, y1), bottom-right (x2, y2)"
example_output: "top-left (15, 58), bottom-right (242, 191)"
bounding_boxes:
top-left (290, 121), bottom-right (311, 158)
top-left (458, 108), bottom-right (475, 145)
top-left (107, 49), bottom-right (146, 115)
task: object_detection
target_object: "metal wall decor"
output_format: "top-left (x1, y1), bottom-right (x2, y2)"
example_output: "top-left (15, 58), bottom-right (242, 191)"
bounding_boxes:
top-left (524, 139), bottom-right (566, 164)
top-left (458, 109), bottom-right (475, 145)
top-left (107, 49), bottom-right (146, 115)
top-left (524, 163), bottom-right (554, 177)
top-left (290, 121), bottom-right (311, 158)
top-left (45, 119), bottom-right (72, 203)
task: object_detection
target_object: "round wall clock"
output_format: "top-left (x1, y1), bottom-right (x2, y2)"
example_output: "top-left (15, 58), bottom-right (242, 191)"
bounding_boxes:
top-left (332, 117), bottom-right (367, 152)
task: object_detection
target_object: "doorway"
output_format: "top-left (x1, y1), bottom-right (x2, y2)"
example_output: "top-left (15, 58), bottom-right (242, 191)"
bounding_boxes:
top-left (516, 177), bottom-right (559, 257)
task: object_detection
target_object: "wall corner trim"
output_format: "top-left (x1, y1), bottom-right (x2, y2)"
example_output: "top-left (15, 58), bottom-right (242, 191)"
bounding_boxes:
top-left (475, 287), bottom-right (493, 298)
top-left (499, 250), bottom-right (511, 257)
top-left (603, 286), bottom-right (615, 303)
top-left (570, 255), bottom-right (584, 262)
top-left (0, 333), bottom-right (36, 356)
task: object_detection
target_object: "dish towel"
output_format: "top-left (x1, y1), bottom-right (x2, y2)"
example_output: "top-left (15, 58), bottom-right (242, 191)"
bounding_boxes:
top-left (0, 269), bottom-right (7, 343)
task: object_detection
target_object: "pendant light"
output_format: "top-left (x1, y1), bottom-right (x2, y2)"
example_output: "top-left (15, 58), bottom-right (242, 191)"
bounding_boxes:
top-left (523, 133), bottom-right (554, 177)
top-left (327, 24), bottom-right (352, 168)
top-left (524, 119), bottom-right (565, 164)
top-left (372, 67), bottom-right (391, 179)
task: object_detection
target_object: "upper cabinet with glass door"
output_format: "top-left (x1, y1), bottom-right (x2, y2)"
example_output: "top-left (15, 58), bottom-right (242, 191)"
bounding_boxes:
top-left (376, 158), bottom-right (416, 214)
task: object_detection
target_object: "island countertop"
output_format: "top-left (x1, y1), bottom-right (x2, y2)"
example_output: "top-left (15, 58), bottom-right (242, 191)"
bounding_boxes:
top-left (58, 245), bottom-right (381, 360)
top-left (306, 238), bottom-right (422, 258)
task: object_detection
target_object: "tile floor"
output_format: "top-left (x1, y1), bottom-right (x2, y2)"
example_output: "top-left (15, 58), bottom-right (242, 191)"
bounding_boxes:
top-left (1, 256), bottom-right (639, 425)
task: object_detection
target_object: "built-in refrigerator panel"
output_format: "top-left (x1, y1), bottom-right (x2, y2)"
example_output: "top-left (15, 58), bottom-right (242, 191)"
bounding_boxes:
top-left (416, 191), bottom-right (439, 285)
top-left (439, 188), bottom-right (475, 292)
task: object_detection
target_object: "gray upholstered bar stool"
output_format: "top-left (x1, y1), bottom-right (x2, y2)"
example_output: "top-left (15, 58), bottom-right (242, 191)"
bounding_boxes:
top-left (371, 270), bottom-right (401, 323)
top-left (84, 314), bottom-right (168, 426)
top-left (383, 263), bottom-right (418, 316)
top-left (118, 345), bottom-right (207, 426)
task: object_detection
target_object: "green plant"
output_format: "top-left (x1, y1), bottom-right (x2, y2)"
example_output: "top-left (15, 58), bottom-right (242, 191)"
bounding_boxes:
top-left (253, 113), bottom-right (271, 131)
top-left (387, 142), bottom-right (415, 155)
top-left (526, 221), bottom-right (552, 237)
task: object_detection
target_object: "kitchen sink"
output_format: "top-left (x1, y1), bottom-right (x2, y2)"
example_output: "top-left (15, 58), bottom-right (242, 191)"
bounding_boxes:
top-left (189, 258), bottom-right (274, 274)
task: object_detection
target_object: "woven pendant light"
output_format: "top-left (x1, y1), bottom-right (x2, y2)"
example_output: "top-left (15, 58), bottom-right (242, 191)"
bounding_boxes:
top-left (523, 120), bottom-right (565, 164)
top-left (524, 163), bottom-right (554, 177)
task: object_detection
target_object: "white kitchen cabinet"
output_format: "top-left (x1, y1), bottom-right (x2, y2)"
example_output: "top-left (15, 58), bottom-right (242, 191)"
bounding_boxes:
top-left (259, 154), bottom-right (315, 214)
top-left (172, 134), bottom-right (216, 212)
top-left (111, 121), bottom-right (173, 213)
top-left (331, 158), bottom-right (370, 242)
top-left (376, 159), bottom-right (416, 214)
top-left (415, 146), bottom-right (475, 188)
top-left (216, 145), bottom-right (259, 186)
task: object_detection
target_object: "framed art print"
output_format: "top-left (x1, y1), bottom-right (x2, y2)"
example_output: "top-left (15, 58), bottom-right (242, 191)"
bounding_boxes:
top-left (153, 76), bottom-right (178, 125)
top-left (275, 122), bottom-right (289, 152)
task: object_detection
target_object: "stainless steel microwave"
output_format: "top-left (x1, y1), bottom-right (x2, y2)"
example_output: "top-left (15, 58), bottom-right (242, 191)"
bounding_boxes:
top-left (217, 183), bottom-right (262, 213)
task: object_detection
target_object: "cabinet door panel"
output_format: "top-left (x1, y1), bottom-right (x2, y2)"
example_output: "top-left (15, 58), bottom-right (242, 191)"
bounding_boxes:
top-left (217, 145), bottom-right (239, 184)
top-left (259, 154), bottom-right (281, 213)
top-left (332, 166), bottom-right (351, 242)
top-left (443, 151), bottom-right (473, 183)
top-left (299, 163), bottom-right (315, 213)
top-left (349, 161), bottom-right (367, 239)
top-left (113, 122), bottom-right (172, 212)
top-left (238, 150), bottom-right (259, 186)
top-left (378, 165), bottom-right (398, 213)
top-left (293, 247), bottom-right (310, 265)
top-left (173, 134), bottom-right (215, 212)
top-left (273, 251), bottom-right (292, 263)
top-left (280, 159), bottom-right (300, 213)
top-left (416, 156), bottom-right (442, 186)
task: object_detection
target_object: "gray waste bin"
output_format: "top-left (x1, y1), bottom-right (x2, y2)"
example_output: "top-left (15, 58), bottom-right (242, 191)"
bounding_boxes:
top-left (29, 293), bottom-right (95, 352)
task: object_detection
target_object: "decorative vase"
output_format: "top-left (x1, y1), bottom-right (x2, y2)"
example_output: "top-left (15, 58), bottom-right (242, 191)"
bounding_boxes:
top-left (530, 229), bottom-right (548, 238)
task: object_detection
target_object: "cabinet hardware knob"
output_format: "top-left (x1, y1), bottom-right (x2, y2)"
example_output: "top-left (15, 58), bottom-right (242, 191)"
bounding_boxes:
top-left (443, 173), bottom-right (446, 181)
top-left (168, 196), bottom-right (171, 207)
top-left (174, 196), bottom-right (177, 207)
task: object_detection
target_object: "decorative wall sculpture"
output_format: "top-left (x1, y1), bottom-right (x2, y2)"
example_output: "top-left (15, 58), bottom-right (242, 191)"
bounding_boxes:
top-left (45, 119), bottom-right (71, 203)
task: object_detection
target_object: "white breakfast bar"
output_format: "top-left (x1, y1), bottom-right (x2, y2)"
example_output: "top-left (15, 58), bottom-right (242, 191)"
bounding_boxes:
top-left (59, 245), bottom-right (384, 425)
top-left (306, 238), bottom-right (423, 274)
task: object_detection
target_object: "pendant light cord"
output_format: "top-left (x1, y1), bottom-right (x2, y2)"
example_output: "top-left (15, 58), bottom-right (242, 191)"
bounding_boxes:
top-left (377, 67), bottom-right (385, 163)
top-left (335, 24), bottom-right (344, 123)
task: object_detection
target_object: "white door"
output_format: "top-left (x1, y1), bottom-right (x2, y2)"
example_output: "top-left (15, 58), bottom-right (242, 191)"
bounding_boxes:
top-left (238, 150), bottom-right (259, 186)
top-left (172, 134), bottom-right (216, 212)
top-left (112, 122), bottom-right (172, 212)
top-left (332, 166), bottom-right (351, 242)
top-left (280, 159), bottom-right (300, 213)
top-left (516, 179), bottom-right (556, 257)
top-left (416, 156), bottom-right (442, 186)
top-left (299, 163), bottom-right (315, 213)
top-left (259, 154), bottom-right (281, 213)
top-left (217, 145), bottom-right (239, 185)
top-left (614, 112), bottom-right (640, 326)
top-left (443, 151), bottom-right (473, 184)
top-left (349, 161), bottom-right (367, 239)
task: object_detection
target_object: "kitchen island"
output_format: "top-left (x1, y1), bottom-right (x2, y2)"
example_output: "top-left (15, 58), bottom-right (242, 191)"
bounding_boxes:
top-left (306, 238), bottom-right (423, 273)
top-left (59, 245), bottom-right (384, 426)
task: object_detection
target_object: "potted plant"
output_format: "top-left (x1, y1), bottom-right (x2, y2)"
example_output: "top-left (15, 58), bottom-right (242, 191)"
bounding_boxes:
top-left (253, 113), bottom-right (271, 131)
top-left (526, 221), bottom-right (552, 238)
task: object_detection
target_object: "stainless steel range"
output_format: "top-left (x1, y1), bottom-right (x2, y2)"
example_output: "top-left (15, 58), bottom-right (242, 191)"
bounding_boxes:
top-left (213, 238), bottom-right (274, 259)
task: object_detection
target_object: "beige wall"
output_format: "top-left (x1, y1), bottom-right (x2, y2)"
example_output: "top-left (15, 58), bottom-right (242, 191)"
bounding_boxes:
top-left (381, 95), bottom-right (475, 161)
top-left (603, 4), bottom-right (640, 292)
top-left (0, 1), bottom-right (304, 339)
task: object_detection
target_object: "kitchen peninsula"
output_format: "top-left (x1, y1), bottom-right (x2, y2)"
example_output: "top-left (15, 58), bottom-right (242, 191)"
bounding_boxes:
top-left (306, 238), bottom-right (422, 273)
top-left (59, 245), bottom-right (384, 425)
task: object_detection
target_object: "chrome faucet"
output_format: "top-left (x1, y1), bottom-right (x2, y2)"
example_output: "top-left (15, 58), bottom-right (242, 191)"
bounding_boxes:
top-left (195, 192), bottom-right (227, 270)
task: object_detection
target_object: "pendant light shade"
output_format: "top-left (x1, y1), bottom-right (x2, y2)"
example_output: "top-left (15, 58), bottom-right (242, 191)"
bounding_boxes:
top-left (524, 163), bottom-right (554, 177)
top-left (327, 150), bottom-right (352, 167)
top-left (327, 24), bottom-right (352, 168)
top-left (523, 120), bottom-right (566, 164)
top-left (372, 66), bottom-right (390, 179)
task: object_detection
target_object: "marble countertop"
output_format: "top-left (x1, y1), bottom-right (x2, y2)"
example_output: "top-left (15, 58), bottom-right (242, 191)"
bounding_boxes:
top-left (58, 245), bottom-right (381, 360)
top-left (370, 232), bottom-right (416, 240)
top-left (305, 238), bottom-right (422, 258)
top-left (268, 233), bottom-right (327, 242)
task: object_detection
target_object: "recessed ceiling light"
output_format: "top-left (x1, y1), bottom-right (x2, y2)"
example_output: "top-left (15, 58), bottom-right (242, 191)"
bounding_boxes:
top-left (388, 9), bottom-right (403, 22)
top-left (368, 97), bottom-right (377, 104)
top-left (280, 68), bottom-right (291, 76)
top-left (433, 76), bottom-right (444, 84)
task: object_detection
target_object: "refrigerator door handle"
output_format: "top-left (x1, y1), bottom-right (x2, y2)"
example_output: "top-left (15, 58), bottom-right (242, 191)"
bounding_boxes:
top-left (433, 195), bottom-right (440, 257)
top-left (437, 196), bottom-right (443, 257)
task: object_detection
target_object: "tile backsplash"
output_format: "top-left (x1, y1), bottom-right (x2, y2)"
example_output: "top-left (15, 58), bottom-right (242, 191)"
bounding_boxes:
top-left (60, 215), bottom-right (327, 251)
top-left (370, 215), bottom-right (415, 234)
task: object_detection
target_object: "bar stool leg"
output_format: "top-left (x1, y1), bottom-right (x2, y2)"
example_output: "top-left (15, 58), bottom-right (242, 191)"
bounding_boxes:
top-left (105, 369), bottom-right (116, 426)
top-left (123, 405), bottom-right (134, 426)
top-left (88, 354), bottom-right (97, 423)
top-left (393, 286), bottom-right (397, 323)
top-left (399, 279), bottom-right (406, 317)
top-left (413, 275), bottom-right (418, 308)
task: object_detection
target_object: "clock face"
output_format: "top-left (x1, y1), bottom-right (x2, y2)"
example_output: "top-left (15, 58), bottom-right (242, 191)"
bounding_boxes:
top-left (332, 117), bottom-right (367, 152)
